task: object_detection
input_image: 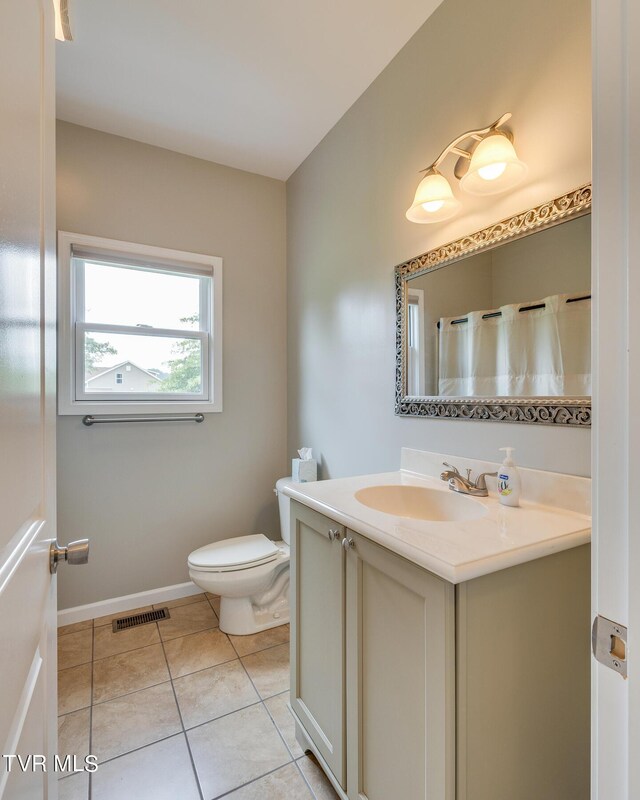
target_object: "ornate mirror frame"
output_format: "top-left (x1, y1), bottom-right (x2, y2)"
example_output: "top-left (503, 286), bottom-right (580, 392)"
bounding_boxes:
top-left (395, 183), bottom-right (592, 426)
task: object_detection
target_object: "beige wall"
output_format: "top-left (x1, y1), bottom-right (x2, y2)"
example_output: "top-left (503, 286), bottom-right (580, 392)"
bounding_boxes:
top-left (286, 0), bottom-right (591, 479)
top-left (57, 122), bottom-right (287, 609)
top-left (491, 214), bottom-right (591, 307)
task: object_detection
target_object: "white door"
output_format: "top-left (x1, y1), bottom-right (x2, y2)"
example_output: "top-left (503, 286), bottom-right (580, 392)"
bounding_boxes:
top-left (0, 1), bottom-right (58, 797)
top-left (592, 1), bottom-right (640, 797)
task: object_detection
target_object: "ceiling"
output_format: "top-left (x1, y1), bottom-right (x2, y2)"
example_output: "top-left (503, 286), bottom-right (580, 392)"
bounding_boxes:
top-left (56, 0), bottom-right (443, 180)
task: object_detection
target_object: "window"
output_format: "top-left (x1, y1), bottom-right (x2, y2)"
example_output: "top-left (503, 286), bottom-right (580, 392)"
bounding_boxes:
top-left (406, 288), bottom-right (425, 396)
top-left (58, 232), bottom-right (223, 414)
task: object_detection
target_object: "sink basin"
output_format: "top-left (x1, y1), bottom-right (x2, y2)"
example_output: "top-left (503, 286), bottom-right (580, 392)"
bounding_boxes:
top-left (354, 484), bottom-right (487, 522)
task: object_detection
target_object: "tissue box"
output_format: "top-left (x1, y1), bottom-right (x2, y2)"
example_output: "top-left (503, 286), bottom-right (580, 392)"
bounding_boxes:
top-left (292, 458), bottom-right (317, 483)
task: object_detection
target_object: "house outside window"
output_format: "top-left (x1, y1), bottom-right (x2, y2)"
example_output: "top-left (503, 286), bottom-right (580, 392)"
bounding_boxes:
top-left (58, 232), bottom-right (223, 414)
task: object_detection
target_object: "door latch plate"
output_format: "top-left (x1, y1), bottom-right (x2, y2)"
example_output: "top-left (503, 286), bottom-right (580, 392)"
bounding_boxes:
top-left (592, 615), bottom-right (627, 678)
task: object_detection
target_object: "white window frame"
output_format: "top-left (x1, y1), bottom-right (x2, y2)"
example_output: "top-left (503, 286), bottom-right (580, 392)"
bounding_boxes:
top-left (407, 287), bottom-right (425, 396)
top-left (58, 231), bottom-right (223, 415)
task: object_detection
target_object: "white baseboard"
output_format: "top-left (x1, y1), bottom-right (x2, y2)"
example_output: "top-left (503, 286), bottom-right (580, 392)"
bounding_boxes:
top-left (57, 581), bottom-right (203, 626)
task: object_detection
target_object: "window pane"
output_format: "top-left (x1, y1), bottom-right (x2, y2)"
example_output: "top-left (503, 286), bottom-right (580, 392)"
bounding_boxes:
top-left (80, 259), bottom-right (206, 330)
top-left (83, 332), bottom-right (203, 395)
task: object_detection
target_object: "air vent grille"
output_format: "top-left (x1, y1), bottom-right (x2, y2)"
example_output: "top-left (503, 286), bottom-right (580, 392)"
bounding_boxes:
top-left (112, 607), bottom-right (170, 632)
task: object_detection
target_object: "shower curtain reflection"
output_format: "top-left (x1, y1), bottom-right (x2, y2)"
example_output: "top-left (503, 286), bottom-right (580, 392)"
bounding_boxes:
top-left (437, 294), bottom-right (591, 397)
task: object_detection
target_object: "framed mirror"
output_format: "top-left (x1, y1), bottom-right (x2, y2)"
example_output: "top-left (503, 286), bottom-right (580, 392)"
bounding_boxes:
top-left (395, 184), bottom-right (591, 426)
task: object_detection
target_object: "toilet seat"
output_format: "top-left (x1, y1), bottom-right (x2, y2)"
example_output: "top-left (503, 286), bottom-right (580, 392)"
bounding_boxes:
top-left (188, 534), bottom-right (280, 573)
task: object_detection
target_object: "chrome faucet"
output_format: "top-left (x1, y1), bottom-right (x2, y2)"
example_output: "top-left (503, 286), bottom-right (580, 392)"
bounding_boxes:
top-left (440, 462), bottom-right (497, 497)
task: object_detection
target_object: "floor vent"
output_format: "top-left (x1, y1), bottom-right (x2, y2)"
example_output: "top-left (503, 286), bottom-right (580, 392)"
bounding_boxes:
top-left (112, 607), bottom-right (170, 632)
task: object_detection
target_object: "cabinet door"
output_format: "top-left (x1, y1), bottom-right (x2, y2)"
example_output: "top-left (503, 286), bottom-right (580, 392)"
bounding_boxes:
top-left (290, 501), bottom-right (346, 787)
top-left (345, 532), bottom-right (455, 800)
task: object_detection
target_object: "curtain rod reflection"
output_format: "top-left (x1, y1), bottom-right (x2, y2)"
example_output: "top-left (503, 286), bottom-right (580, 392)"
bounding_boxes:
top-left (435, 294), bottom-right (591, 329)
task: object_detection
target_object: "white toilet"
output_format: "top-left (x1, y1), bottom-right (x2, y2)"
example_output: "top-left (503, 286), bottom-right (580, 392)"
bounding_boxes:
top-left (188, 477), bottom-right (293, 635)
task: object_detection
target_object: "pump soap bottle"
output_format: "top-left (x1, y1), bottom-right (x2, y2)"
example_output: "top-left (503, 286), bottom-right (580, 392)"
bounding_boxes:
top-left (497, 447), bottom-right (521, 507)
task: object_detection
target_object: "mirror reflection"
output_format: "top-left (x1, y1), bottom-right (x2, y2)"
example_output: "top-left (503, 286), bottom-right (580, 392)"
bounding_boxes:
top-left (406, 214), bottom-right (591, 398)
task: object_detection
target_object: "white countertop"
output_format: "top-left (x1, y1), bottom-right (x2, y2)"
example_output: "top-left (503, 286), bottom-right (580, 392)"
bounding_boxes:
top-left (282, 468), bottom-right (591, 584)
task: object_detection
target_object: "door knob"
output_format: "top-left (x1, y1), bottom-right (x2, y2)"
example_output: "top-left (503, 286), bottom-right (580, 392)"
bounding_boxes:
top-left (342, 536), bottom-right (355, 551)
top-left (50, 539), bottom-right (90, 574)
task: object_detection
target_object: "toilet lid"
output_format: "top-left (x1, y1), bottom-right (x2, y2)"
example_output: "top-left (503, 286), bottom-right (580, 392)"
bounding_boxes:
top-left (188, 534), bottom-right (280, 572)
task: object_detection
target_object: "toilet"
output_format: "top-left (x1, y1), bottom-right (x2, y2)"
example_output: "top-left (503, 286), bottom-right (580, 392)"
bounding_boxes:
top-left (188, 477), bottom-right (293, 636)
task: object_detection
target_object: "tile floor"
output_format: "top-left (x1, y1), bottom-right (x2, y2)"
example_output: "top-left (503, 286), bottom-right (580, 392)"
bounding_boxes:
top-left (57, 592), bottom-right (339, 800)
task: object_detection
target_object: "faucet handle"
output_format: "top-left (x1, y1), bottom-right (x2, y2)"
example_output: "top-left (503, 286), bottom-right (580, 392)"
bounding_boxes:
top-left (475, 471), bottom-right (498, 490)
top-left (442, 462), bottom-right (460, 476)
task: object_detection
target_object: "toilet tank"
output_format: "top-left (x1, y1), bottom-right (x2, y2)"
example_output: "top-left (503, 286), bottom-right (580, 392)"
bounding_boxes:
top-left (275, 477), bottom-right (295, 545)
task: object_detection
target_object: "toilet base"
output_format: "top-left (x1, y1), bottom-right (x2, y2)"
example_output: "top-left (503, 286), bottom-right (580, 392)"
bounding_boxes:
top-left (218, 592), bottom-right (289, 636)
top-left (189, 543), bottom-right (290, 636)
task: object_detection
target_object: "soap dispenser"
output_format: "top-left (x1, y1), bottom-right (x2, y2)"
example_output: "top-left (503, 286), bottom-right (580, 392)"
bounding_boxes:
top-left (497, 447), bottom-right (521, 507)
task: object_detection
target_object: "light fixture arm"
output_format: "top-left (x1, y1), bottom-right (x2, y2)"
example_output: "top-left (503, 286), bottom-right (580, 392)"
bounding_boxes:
top-left (406, 111), bottom-right (526, 223)
top-left (421, 112), bottom-right (512, 174)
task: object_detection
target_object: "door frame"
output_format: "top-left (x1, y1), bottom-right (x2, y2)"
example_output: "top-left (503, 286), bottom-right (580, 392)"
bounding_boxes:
top-left (592, 1), bottom-right (640, 797)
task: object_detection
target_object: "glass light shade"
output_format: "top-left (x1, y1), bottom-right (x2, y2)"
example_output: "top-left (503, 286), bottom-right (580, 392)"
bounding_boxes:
top-left (460, 132), bottom-right (527, 196)
top-left (406, 172), bottom-right (461, 223)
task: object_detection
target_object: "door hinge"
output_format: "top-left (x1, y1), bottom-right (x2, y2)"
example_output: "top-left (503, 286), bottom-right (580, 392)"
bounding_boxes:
top-left (592, 615), bottom-right (627, 679)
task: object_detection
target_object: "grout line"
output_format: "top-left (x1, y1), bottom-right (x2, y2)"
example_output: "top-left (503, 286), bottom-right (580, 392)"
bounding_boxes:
top-left (82, 638), bottom-right (240, 684)
top-left (208, 761), bottom-right (299, 800)
top-left (228, 631), bottom-right (289, 702)
top-left (157, 621), bottom-right (205, 800)
top-left (295, 753), bottom-right (339, 800)
top-left (230, 638), bottom-right (291, 661)
top-left (93, 730), bottom-right (187, 768)
top-left (181, 699), bottom-right (263, 734)
top-left (228, 630), bottom-right (319, 800)
top-left (91, 639), bottom-right (165, 663)
top-left (158, 622), bottom-right (220, 644)
top-left (57, 623), bottom-right (94, 637)
top-left (168, 653), bottom-right (239, 682)
top-left (58, 652), bottom-right (93, 669)
top-left (264, 687), bottom-right (289, 699)
top-left (294, 758), bottom-right (322, 800)
top-left (204, 595), bottom-right (220, 620)
top-left (89, 622), bottom-right (219, 666)
top-left (227, 633), bottom-right (298, 788)
top-left (88, 619), bottom-right (95, 800)
top-left (91, 677), bottom-right (173, 708)
top-left (262, 695), bottom-right (299, 761)
top-left (89, 694), bottom-right (266, 764)
top-left (57, 661), bottom-right (93, 678)
top-left (91, 639), bottom-right (164, 666)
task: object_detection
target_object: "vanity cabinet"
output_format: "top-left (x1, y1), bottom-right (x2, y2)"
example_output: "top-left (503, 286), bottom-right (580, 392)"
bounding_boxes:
top-left (290, 500), bottom-right (455, 799)
top-left (290, 499), bottom-right (590, 800)
top-left (290, 502), bottom-right (347, 787)
top-left (344, 531), bottom-right (455, 800)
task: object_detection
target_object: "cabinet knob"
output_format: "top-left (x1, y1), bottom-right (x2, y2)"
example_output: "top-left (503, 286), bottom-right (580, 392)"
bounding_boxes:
top-left (342, 536), bottom-right (355, 551)
top-left (328, 529), bottom-right (340, 541)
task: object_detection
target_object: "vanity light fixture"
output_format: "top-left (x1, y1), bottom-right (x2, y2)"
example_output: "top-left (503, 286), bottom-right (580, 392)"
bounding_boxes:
top-left (406, 113), bottom-right (527, 223)
top-left (53, 0), bottom-right (73, 41)
top-left (405, 169), bottom-right (461, 223)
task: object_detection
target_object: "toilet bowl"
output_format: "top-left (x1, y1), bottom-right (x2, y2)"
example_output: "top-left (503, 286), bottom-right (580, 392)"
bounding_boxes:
top-left (188, 477), bottom-right (293, 635)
